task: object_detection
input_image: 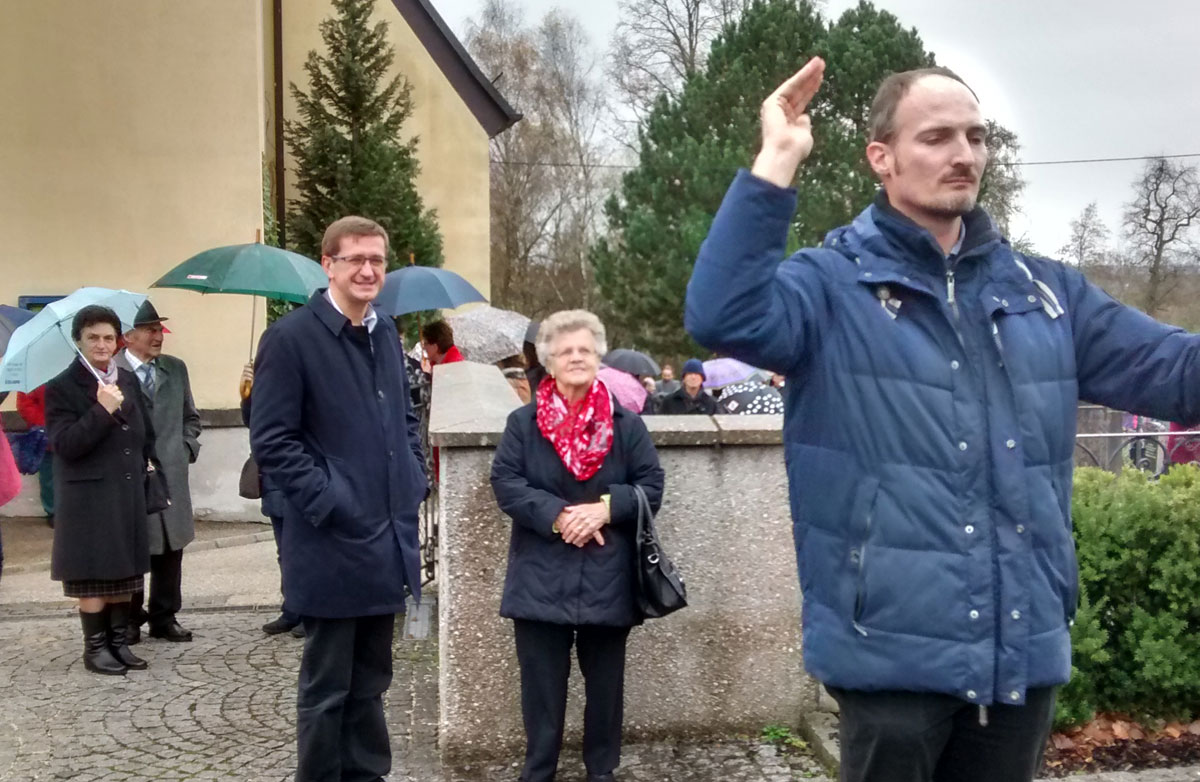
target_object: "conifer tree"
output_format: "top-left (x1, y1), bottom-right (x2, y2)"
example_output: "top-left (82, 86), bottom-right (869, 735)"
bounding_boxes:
top-left (286, 0), bottom-right (443, 273)
top-left (592, 0), bottom-right (1023, 357)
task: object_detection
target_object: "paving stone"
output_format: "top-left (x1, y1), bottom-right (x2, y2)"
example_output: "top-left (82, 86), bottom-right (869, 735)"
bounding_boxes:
top-left (0, 605), bottom-right (837, 781)
top-left (8, 600), bottom-right (1190, 781)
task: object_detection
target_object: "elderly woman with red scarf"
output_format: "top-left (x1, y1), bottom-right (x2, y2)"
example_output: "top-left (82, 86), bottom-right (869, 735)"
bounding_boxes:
top-left (491, 309), bottom-right (665, 782)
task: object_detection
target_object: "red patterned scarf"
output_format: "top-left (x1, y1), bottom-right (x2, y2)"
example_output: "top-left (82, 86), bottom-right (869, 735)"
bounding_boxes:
top-left (535, 376), bottom-right (614, 481)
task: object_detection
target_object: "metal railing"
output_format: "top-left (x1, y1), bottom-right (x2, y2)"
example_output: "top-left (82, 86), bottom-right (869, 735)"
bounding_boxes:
top-left (1075, 430), bottom-right (1200, 475)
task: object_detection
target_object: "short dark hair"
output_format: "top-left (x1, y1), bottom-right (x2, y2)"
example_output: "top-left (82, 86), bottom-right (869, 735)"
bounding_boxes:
top-left (71, 305), bottom-right (122, 341)
top-left (321, 215), bottom-right (390, 258)
top-left (421, 321), bottom-right (455, 352)
top-left (523, 340), bottom-right (541, 369)
top-left (868, 66), bottom-right (978, 143)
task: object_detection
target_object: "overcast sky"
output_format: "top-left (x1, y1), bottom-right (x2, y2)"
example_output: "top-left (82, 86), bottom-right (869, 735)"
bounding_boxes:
top-left (432, 0), bottom-right (1200, 256)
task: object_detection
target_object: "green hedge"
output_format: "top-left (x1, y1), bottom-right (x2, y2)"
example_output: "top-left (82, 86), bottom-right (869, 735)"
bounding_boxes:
top-left (1059, 464), bottom-right (1200, 727)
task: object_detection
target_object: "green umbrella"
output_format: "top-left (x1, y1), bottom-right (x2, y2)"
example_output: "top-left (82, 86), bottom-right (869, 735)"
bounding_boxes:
top-left (151, 241), bottom-right (327, 358)
top-left (152, 242), bottom-right (325, 303)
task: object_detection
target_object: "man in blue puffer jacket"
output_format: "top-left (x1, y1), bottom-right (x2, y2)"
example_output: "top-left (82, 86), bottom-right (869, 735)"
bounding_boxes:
top-left (686, 58), bottom-right (1200, 782)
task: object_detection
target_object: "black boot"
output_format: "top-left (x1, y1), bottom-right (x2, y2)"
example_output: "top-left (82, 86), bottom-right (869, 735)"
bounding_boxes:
top-left (80, 610), bottom-right (126, 676)
top-left (107, 603), bottom-right (148, 670)
top-left (127, 591), bottom-right (145, 644)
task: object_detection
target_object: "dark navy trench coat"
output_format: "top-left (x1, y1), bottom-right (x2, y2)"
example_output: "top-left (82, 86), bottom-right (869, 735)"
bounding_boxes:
top-left (250, 291), bottom-right (427, 618)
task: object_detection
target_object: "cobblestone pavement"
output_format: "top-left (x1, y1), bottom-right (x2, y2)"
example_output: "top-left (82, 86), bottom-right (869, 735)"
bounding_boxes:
top-left (458, 741), bottom-right (828, 782)
top-left (0, 607), bottom-right (829, 782)
top-left (6, 604), bottom-right (1199, 781)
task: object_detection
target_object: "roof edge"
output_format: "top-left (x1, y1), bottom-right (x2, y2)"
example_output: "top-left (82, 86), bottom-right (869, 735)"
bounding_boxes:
top-left (390, 0), bottom-right (522, 138)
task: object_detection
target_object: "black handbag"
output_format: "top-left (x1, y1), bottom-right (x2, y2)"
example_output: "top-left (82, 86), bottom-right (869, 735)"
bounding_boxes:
top-left (634, 484), bottom-right (687, 618)
top-left (145, 460), bottom-right (171, 514)
top-left (238, 455), bottom-right (262, 500)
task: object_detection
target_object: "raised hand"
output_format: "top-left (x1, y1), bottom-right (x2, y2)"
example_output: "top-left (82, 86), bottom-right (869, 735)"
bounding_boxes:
top-left (97, 382), bottom-right (124, 414)
top-left (239, 362), bottom-right (254, 401)
top-left (751, 57), bottom-right (826, 188)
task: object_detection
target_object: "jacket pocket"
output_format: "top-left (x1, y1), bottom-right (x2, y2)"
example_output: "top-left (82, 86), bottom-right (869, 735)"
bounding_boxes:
top-left (1051, 474), bottom-right (1079, 623)
top-left (324, 455), bottom-right (364, 527)
top-left (848, 475), bottom-right (881, 634)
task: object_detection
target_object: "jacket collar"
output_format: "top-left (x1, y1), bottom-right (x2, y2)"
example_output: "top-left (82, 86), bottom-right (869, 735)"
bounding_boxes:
top-left (309, 288), bottom-right (351, 336)
top-left (70, 355), bottom-right (108, 388)
top-left (825, 191), bottom-right (1035, 291)
top-left (114, 348), bottom-right (170, 378)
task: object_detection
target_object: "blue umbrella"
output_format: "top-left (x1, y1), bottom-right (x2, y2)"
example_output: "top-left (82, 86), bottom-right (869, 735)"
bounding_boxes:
top-left (0, 287), bottom-right (147, 391)
top-left (373, 266), bottom-right (487, 317)
top-left (0, 305), bottom-right (35, 356)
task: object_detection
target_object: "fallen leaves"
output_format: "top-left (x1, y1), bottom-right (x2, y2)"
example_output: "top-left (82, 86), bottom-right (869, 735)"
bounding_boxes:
top-left (1043, 714), bottom-right (1200, 777)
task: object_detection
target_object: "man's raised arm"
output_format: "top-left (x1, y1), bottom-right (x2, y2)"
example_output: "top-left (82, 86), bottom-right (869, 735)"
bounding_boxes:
top-left (686, 58), bottom-right (832, 373)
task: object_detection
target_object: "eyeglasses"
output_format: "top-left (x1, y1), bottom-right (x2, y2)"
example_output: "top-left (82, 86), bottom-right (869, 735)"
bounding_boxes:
top-left (552, 346), bottom-right (597, 359)
top-left (330, 254), bottom-right (387, 271)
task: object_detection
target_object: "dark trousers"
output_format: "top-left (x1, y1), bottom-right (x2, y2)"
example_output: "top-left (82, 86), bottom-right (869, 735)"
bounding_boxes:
top-left (513, 619), bottom-right (631, 782)
top-left (296, 614), bottom-right (396, 782)
top-left (38, 456), bottom-right (54, 516)
top-left (270, 517), bottom-right (299, 624)
top-left (828, 686), bottom-right (1056, 782)
top-left (132, 546), bottom-right (184, 628)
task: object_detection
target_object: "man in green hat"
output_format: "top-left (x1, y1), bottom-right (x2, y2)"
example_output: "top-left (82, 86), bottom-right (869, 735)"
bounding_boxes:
top-left (115, 299), bottom-right (201, 643)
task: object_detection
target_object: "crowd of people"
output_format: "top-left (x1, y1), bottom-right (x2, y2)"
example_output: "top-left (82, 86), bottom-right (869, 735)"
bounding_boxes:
top-left (5, 54), bottom-right (1200, 782)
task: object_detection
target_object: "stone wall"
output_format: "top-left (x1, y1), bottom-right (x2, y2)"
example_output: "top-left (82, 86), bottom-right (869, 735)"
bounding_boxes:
top-left (1, 420), bottom-right (266, 522)
top-left (430, 361), bottom-right (815, 765)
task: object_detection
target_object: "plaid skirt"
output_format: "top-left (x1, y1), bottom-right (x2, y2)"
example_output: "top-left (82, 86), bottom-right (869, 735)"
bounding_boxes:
top-left (62, 575), bottom-right (144, 598)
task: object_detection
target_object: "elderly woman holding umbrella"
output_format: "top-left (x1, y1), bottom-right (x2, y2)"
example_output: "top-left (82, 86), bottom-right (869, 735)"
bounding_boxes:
top-left (490, 309), bottom-right (665, 782)
top-left (45, 305), bottom-right (155, 676)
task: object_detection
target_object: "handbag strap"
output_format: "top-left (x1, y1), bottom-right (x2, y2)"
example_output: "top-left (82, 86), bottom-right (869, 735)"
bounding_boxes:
top-left (633, 484), bottom-right (655, 545)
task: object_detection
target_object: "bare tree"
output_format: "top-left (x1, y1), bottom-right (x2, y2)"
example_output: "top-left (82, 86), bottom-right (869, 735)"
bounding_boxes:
top-left (465, 0), bottom-right (612, 319)
top-left (537, 11), bottom-right (612, 309)
top-left (977, 120), bottom-right (1026, 237)
top-left (1122, 157), bottom-right (1200, 318)
top-left (607, 0), bottom-right (751, 139)
top-left (1058, 202), bottom-right (1111, 270)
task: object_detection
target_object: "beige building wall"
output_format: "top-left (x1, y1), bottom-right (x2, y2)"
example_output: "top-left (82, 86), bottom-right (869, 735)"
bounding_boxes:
top-left (0, 1), bottom-right (267, 410)
top-left (279, 0), bottom-right (491, 297)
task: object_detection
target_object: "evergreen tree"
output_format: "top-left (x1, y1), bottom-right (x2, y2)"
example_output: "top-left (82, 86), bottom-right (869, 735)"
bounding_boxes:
top-left (593, 0), bottom-right (1016, 357)
top-left (286, 0), bottom-right (443, 274)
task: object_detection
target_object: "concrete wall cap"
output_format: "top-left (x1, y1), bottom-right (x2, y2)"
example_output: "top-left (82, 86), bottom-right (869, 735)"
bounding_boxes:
top-left (429, 362), bottom-right (521, 447)
top-left (713, 414), bottom-right (784, 445)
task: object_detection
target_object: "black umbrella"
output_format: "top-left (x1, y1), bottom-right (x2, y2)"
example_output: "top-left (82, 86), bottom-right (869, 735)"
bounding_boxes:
top-left (716, 381), bottom-right (784, 415)
top-left (603, 348), bottom-right (660, 378)
top-left (0, 304), bottom-right (34, 356)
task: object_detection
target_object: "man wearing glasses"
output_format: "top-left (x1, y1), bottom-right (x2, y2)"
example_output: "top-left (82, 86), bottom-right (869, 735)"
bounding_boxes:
top-left (250, 215), bottom-right (428, 782)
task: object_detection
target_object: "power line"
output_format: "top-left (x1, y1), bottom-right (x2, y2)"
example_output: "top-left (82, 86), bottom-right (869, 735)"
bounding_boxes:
top-left (1014, 152), bottom-right (1200, 167)
top-left (491, 152), bottom-right (1200, 171)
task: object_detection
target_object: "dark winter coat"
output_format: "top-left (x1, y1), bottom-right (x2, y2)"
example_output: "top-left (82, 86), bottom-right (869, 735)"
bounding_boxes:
top-left (114, 351), bottom-right (201, 554)
top-left (46, 359), bottom-right (155, 582)
top-left (491, 396), bottom-right (665, 627)
top-left (250, 291), bottom-right (428, 619)
top-left (686, 169), bottom-right (1200, 706)
top-left (657, 387), bottom-right (717, 415)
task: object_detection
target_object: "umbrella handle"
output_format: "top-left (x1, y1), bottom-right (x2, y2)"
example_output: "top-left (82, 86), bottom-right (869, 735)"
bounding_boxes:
top-left (249, 296), bottom-right (257, 362)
